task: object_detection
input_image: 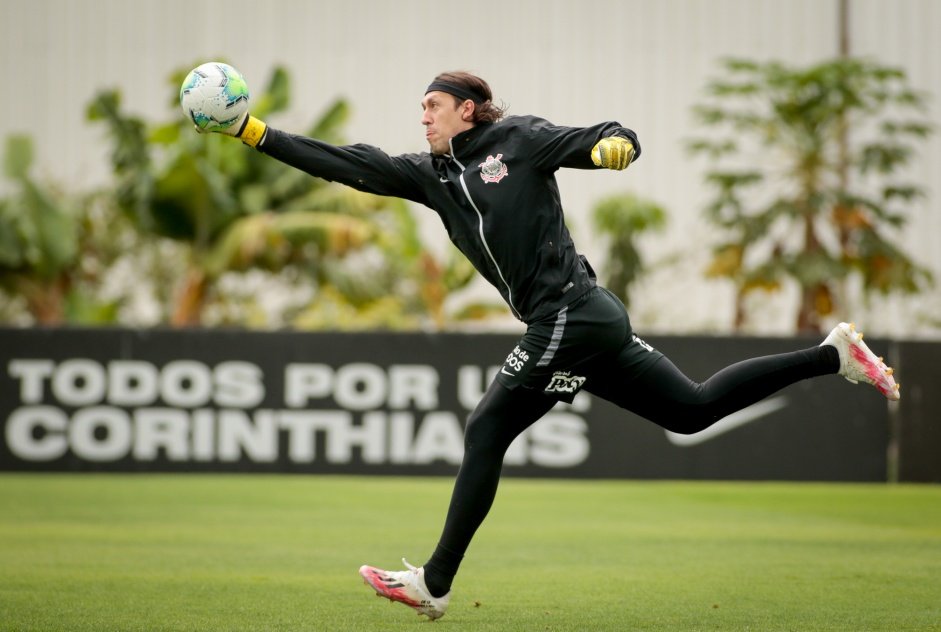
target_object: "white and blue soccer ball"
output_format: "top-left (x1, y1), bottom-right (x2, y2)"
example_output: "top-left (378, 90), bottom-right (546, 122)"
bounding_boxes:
top-left (179, 62), bottom-right (250, 132)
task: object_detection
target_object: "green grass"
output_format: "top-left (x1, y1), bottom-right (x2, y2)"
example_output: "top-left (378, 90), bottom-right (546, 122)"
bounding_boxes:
top-left (1, 475), bottom-right (939, 631)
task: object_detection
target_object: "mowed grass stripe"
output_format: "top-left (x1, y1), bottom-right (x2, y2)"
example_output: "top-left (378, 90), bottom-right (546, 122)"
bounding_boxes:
top-left (0, 475), bottom-right (938, 631)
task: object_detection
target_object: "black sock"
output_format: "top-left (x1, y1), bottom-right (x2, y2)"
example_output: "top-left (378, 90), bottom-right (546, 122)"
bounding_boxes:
top-left (422, 543), bottom-right (463, 598)
top-left (820, 342), bottom-right (840, 373)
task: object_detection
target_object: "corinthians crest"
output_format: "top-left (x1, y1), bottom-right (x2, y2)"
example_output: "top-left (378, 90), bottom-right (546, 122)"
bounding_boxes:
top-left (479, 154), bottom-right (508, 183)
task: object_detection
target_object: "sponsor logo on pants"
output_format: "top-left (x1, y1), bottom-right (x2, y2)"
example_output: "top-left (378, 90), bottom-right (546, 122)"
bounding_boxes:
top-left (544, 371), bottom-right (587, 396)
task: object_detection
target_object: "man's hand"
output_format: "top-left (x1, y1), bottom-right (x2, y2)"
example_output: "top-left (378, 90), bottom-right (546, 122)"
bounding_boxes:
top-left (197, 111), bottom-right (268, 148)
top-left (591, 136), bottom-right (636, 171)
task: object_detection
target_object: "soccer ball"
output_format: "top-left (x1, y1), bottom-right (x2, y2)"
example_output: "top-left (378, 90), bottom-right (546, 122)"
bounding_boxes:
top-left (179, 62), bottom-right (250, 132)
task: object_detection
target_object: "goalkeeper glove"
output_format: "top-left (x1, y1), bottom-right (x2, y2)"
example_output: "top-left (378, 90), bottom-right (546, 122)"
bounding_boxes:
top-left (591, 136), bottom-right (636, 171)
top-left (199, 111), bottom-right (268, 148)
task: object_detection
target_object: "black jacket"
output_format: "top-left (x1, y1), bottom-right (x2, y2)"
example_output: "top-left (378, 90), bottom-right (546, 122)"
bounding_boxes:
top-left (260, 115), bottom-right (639, 324)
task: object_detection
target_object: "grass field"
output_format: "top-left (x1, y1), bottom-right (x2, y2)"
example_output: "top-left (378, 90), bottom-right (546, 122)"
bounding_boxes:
top-left (1, 475), bottom-right (939, 631)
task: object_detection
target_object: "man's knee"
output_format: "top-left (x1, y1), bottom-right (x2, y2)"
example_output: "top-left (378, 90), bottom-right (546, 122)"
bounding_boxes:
top-left (463, 409), bottom-right (500, 452)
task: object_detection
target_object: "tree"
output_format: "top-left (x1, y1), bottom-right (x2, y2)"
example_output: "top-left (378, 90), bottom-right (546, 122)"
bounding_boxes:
top-left (590, 192), bottom-right (667, 308)
top-left (688, 57), bottom-right (933, 333)
top-left (0, 135), bottom-right (126, 324)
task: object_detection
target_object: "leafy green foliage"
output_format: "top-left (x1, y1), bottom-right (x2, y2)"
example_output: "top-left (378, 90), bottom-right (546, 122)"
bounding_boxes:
top-left (591, 193), bottom-right (667, 307)
top-left (0, 135), bottom-right (77, 277)
top-left (689, 57), bottom-right (933, 332)
top-left (0, 136), bottom-right (128, 324)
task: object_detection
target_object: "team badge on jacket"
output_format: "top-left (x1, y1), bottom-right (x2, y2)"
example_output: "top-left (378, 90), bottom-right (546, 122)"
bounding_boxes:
top-left (479, 154), bottom-right (508, 183)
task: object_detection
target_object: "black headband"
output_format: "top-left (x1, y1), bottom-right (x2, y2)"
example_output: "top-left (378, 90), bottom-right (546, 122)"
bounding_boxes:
top-left (425, 81), bottom-right (486, 104)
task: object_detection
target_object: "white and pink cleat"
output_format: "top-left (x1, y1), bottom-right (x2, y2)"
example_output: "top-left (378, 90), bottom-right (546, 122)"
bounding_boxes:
top-left (822, 322), bottom-right (900, 401)
top-left (359, 559), bottom-right (450, 620)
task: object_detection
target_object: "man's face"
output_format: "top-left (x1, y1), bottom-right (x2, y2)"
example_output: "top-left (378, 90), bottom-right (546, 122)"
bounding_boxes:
top-left (421, 91), bottom-right (474, 155)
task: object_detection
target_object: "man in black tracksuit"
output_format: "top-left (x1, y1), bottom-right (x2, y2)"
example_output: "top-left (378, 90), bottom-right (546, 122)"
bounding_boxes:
top-left (212, 70), bottom-right (900, 620)
top-left (258, 99), bottom-right (617, 324)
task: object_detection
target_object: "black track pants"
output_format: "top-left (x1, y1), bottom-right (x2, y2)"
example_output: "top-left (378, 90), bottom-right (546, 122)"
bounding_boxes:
top-left (586, 345), bottom-right (837, 434)
top-left (423, 343), bottom-right (837, 594)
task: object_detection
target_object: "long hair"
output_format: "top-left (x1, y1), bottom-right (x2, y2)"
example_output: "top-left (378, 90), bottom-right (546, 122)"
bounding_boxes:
top-left (432, 71), bottom-right (506, 123)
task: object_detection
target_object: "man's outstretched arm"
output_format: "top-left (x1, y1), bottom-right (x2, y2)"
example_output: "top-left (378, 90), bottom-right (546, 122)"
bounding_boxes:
top-left (193, 110), bottom-right (429, 204)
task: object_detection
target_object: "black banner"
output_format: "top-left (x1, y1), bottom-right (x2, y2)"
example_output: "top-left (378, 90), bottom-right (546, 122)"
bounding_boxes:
top-left (0, 328), bottom-right (895, 481)
top-left (894, 341), bottom-right (941, 482)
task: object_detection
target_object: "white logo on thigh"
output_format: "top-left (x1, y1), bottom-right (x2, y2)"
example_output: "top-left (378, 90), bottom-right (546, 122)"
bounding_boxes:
top-left (502, 345), bottom-right (530, 376)
top-left (544, 371), bottom-right (587, 395)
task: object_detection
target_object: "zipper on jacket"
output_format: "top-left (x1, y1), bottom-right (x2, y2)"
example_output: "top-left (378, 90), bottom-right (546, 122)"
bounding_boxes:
top-left (448, 139), bottom-right (521, 319)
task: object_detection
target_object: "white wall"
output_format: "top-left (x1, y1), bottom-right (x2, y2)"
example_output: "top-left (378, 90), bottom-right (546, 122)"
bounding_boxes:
top-left (2, 0), bottom-right (938, 336)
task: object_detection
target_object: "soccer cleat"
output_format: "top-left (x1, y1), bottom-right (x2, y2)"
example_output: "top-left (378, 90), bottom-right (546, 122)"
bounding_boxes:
top-left (821, 322), bottom-right (900, 401)
top-left (359, 559), bottom-right (450, 620)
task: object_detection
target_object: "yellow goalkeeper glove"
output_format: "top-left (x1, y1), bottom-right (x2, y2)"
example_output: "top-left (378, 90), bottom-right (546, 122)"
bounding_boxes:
top-left (202, 111), bottom-right (268, 148)
top-left (591, 136), bottom-right (636, 171)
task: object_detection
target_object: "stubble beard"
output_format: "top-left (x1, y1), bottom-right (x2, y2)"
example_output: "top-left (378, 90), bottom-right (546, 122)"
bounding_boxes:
top-left (428, 138), bottom-right (449, 156)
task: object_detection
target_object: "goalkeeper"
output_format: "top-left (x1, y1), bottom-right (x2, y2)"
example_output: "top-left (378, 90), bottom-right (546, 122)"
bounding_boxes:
top-left (205, 70), bottom-right (899, 621)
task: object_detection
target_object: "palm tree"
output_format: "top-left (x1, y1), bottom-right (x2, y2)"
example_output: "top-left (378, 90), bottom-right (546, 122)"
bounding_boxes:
top-left (590, 192), bottom-right (667, 308)
top-left (688, 57), bottom-right (932, 333)
top-left (0, 135), bottom-right (124, 324)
